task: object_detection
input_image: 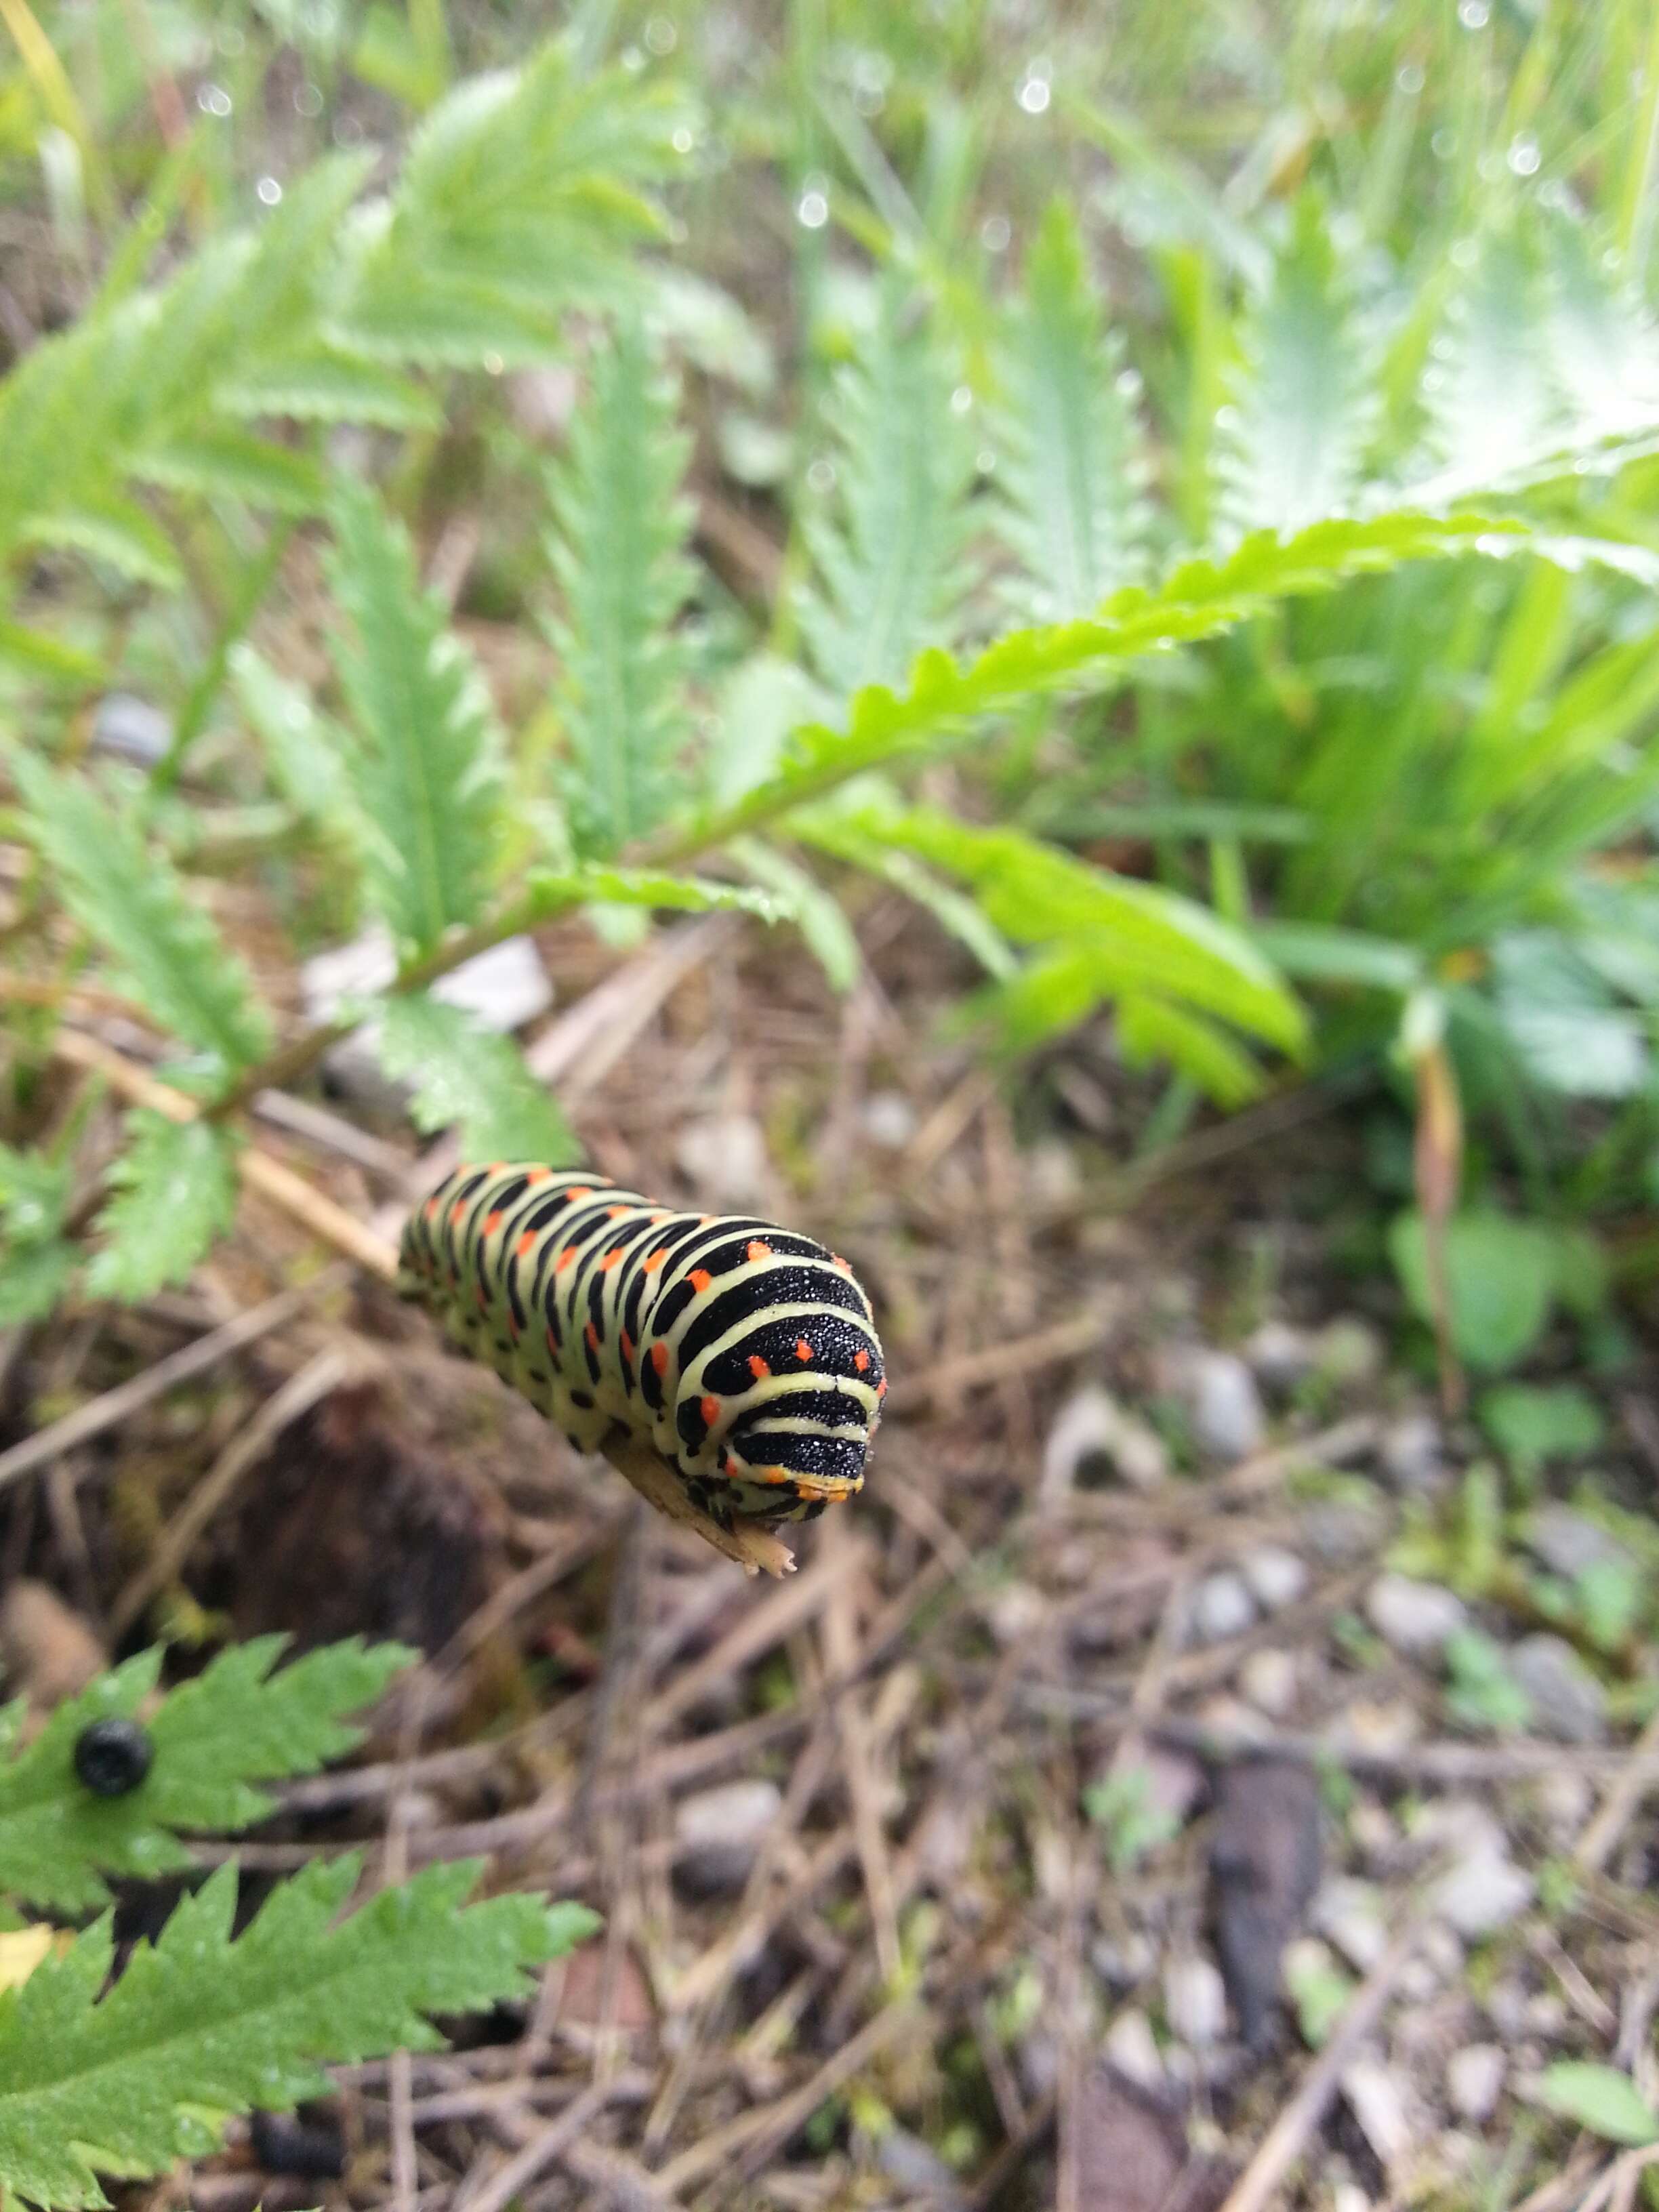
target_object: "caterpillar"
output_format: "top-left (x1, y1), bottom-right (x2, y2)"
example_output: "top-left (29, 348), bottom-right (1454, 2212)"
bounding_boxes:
top-left (398, 1163), bottom-right (885, 1528)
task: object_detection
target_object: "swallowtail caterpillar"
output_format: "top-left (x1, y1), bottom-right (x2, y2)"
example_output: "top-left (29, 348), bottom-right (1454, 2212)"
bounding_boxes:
top-left (398, 1162), bottom-right (885, 1571)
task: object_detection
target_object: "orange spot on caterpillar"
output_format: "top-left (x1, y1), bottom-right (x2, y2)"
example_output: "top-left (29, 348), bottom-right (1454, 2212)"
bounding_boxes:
top-left (853, 1349), bottom-right (870, 1372)
top-left (689, 1268), bottom-right (713, 1294)
top-left (483, 1210), bottom-right (504, 1234)
top-left (699, 1216), bottom-right (712, 1226)
top-left (796, 1337), bottom-right (813, 1361)
top-left (516, 1232), bottom-right (537, 1258)
top-left (425, 1197), bottom-right (439, 1217)
top-left (567, 1186), bottom-right (593, 1200)
top-left (546, 1326), bottom-right (558, 1353)
top-left (650, 1212), bottom-right (668, 1225)
top-left (475, 1284), bottom-right (489, 1311)
top-left (584, 1322), bottom-right (599, 1353)
top-left (747, 1355), bottom-right (771, 1380)
top-left (621, 1331), bottom-right (635, 1362)
top-left (832, 1254), bottom-right (852, 1273)
top-left (746, 1240), bottom-right (773, 1263)
top-left (876, 1378), bottom-right (888, 1399)
top-left (554, 1248), bottom-right (576, 1273)
top-left (507, 1314), bottom-right (520, 1340)
top-left (600, 1248), bottom-right (624, 1271)
top-left (700, 1395), bottom-right (720, 1427)
top-left (526, 1168), bottom-right (552, 1185)
top-left (450, 1201), bottom-right (467, 1223)
top-left (606, 1205), bottom-right (629, 1219)
top-left (651, 1344), bottom-right (669, 1376)
top-left (642, 1248), bottom-right (669, 1274)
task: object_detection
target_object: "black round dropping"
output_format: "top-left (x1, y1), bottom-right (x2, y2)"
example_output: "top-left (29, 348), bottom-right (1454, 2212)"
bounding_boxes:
top-left (73, 1717), bottom-right (154, 1798)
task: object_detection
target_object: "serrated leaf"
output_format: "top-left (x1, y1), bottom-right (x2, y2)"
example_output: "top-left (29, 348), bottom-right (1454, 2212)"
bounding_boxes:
top-left (527, 865), bottom-right (781, 921)
top-left (25, 497), bottom-right (182, 590)
top-left (1539, 2062), bottom-right (1659, 2147)
top-left (544, 316), bottom-right (695, 855)
top-left (10, 755), bottom-right (272, 1081)
top-left (705, 655), bottom-right (830, 813)
top-left (334, 44), bottom-right (688, 365)
top-left (0, 1853), bottom-right (592, 2209)
top-left (325, 478), bottom-right (504, 955)
top-left (995, 199), bottom-right (1148, 615)
top-left (136, 428), bottom-right (325, 516)
top-left (0, 1244), bottom-right (76, 1326)
top-left (0, 1637), bottom-right (413, 1915)
top-left (85, 1114), bottom-right (239, 1303)
top-left (228, 642), bottom-right (366, 847)
top-left (215, 347), bottom-right (439, 430)
top-left (853, 805), bottom-right (1305, 1054)
top-left (1422, 230), bottom-right (1559, 491)
top-left (800, 292), bottom-right (977, 697)
top-left (701, 511), bottom-right (1607, 840)
top-left (1216, 193), bottom-right (1376, 539)
top-left (1117, 994), bottom-right (1266, 1105)
top-left (375, 993), bottom-right (576, 1162)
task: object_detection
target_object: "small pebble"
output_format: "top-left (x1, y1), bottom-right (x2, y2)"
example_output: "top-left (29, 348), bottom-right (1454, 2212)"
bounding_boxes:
top-left (1530, 1767), bottom-right (1594, 1839)
top-left (1340, 2056), bottom-right (1414, 2170)
top-left (91, 691), bottom-right (172, 766)
top-left (1379, 1412), bottom-right (1448, 1494)
top-left (876, 2129), bottom-right (964, 2205)
top-left (860, 1090), bottom-right (916, 1150)
top-left (1163, 1954), bottom-right (1227, 2048)
top-left (1313, 1878), bottom-right (1389, 1973)
top-left (1103, 2007), bottom-right (1164, 2091)
top-left (1184, 1572), bottom-right (1258, 1645)
top-left (1183, 1349), bottom-right (1267, 1460)
top-left (1364, 1572), bottom-right (1468, 1658)
top-left (675, 1113), bottom-right (771, 1207)
top-left (1509, 1633), bottom-right (1607, 1744)
top-left (673, 1779), bottom-right (781, 1896)
top-left (1240, 1647), bottom-right (1297, 1719)
top-left (1091, 1931), bottom-right (1156, 1989)
top-left (1239, 1544), bottom-right (1309, 1613)
top-left (1315, 1316), bottom-right (1385, 1388)
top-left (1333, 2188), bottom-right (1372, 2212)
top-left (1304, 1498), bottom-right (1386, 1563)
top-left (1244, 1320), bottom-right (1315, 1393)
top-left (1523, 1504), bottom-right (1629, 1581)
top-left (1042, 1387), bottom-right (1168, 1496)
top-left (985, 1582), bottom-right (1047, 1647)
top-left (1433, 1848), bottom-right (1534, 1940)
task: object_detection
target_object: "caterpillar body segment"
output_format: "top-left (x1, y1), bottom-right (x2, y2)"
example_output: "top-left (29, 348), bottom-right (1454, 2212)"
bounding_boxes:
top-left (398, 1163), bottom-right (885, 1527)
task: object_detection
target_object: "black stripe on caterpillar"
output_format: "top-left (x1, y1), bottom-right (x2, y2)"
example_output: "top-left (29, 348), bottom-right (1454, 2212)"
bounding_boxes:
top-left (397, 1162), bottom-right (886, 1528)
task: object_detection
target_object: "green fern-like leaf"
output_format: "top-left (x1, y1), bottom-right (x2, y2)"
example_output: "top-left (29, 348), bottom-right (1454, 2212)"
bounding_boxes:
top-left (544, 317), bottom-right (696, 855)
top-left (0, 1854), bottom-right (593, 2210)
top-left (228, 642), bottom-right (367, 848)
top-left (333, 43), bottom-right (689, 365)
top-left (994, 199), bottom-right (1148, 616)
top-left (10, 756), bottom-right (272, 1084)
top-left (325, 478), bottom-right (506, 955)
top-left (0, 1148), bottom-right (75, 1326)
top-left (525, 864), bottom-right (784, 921)
top-left (1117, 995), bottom-right (1266, 1105)
top-left (84, 1115), bottom-right (239, 1304)
top-left (374, 993), bottom-right (577, 1162)
top-left (800, 293), bottom-right (977, 697)
top-left (215, 346), bottom-right (439, 430)
top-left (0, 1637), bottom-right (413, 1915)
top-left (0, 157), bottom-right (371, 567)
top-left (1215, 194), bottom-right (1376, 539)
top-left (705, 509), bottom-right (1652, 842)
top-left (1422, 229), bottom-right (1559, 490)
top-left (134, 428), bottom-right (326, 517)
top-left (853, 804), bottom-right (1305, 1058)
